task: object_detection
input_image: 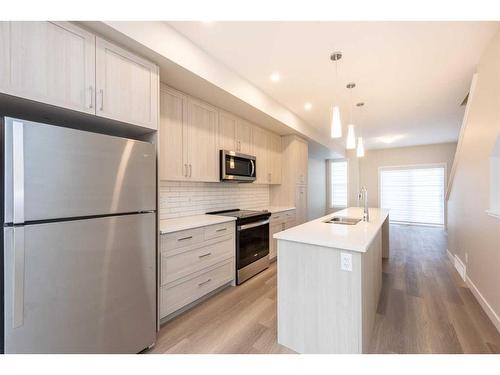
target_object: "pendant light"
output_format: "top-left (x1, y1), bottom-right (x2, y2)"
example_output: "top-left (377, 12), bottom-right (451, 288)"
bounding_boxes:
top-left (356, 102), bottom-right (365, 157)
top-left (330, 51), bottom-right (342, 138)
top-left (346, 82), bottom-right (356, 149)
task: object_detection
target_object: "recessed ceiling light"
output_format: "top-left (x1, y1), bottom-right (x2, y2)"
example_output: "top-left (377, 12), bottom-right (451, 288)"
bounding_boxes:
top-left (304, 103), bottom-right (312, 111)
top-left (270, 72), bottom-right (281, 82)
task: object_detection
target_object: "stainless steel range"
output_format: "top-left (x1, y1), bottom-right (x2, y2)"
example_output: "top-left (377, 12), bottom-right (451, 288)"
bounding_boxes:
top-left (207, 209), bottom-right (271, 284)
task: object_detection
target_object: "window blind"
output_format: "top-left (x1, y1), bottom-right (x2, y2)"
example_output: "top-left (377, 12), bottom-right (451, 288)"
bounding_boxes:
top-left (331, 160), bottom-right (348, 208)
top-left (380, 166), bottom-right (445, 226)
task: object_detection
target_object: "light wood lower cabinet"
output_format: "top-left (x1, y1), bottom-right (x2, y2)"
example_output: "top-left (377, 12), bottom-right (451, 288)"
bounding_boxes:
top-left (160, 222), bottom-right (235, 320)
top-left (269, 209), bottom-right (296, 260)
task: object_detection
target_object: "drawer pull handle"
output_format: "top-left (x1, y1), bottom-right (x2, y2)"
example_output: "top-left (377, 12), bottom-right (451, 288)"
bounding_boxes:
top-left (198, 278), bottom-right (211, 287)
top-left (198, 252), bottom-right (212, 258)
top-left (178, 236), bottom-right (193, 241)
top-left (216, 228), bottom-right (227, 232)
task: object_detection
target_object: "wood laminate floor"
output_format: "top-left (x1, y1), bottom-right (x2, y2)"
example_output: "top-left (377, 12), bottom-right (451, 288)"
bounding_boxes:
top-left (149, 224), bottom-right (500, 354)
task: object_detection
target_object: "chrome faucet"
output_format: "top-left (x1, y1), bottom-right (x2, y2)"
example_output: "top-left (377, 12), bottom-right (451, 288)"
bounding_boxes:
top-left (358, 187), bottom-right (369, 222)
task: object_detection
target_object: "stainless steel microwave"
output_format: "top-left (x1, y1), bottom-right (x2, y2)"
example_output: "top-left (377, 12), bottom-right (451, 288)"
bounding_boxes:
top-left (220, 150), bottom-right (256, 182)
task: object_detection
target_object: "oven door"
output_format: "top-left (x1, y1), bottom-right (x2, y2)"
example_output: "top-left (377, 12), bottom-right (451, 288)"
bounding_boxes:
top-left (237, 218), bottom-right (270, 271)
top-left (220, 150), bottom-right (256, 182)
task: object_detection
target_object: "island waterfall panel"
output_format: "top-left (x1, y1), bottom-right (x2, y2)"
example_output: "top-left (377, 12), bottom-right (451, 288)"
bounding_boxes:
top-left (277, 233), bottom-right (382, 353)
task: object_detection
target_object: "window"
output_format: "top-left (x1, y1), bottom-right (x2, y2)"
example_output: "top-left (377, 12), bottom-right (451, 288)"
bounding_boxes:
top-left (330, 160), bottom-right (348, 208)
top-left (380, 165), bottom-right (445, 226)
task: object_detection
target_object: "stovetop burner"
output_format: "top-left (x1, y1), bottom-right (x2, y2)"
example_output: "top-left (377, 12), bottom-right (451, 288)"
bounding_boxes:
top-left (206, 209), bottom-right (269, 220)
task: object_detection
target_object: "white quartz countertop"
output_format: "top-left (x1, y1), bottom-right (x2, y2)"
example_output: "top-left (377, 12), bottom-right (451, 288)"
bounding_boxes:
top-left (250, 206), bottom-right (296, 214)
top-left (160, 215), bottom-right (236, 234)
top-left (273, 207), bottom-right (389, 252)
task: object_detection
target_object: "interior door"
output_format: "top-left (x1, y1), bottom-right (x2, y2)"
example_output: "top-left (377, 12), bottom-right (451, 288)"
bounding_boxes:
top-left (96, 37), bottom-right (159, 130)
top-left (186, 97), bottom-right (219, 182)
top-left (2, 21), bottom-right (95, 114)
top-left (159, 86), bottom-right (187, 181)
top-left (3, 213), bottom-right (156, 353)
top-left (3, 118), bottom-right (156, 222)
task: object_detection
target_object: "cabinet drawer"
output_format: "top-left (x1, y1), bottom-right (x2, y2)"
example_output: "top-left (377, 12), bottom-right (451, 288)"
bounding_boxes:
top-left (161, 237), bottom-right (234, 285)
top-left (160, 259), bottom-right (234, 318)
top-left (270, 213), bottom-right (284, 223)
top-left (162, 227), bottom-right (204, 251)
top-left (204, 222), bottom-right (234, 240)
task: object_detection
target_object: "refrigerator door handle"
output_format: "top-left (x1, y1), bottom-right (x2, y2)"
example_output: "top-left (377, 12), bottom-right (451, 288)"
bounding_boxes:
top-left (12, 120), bottom-right (25, 224)
top-left (12, 227), bottom-right (25, 329)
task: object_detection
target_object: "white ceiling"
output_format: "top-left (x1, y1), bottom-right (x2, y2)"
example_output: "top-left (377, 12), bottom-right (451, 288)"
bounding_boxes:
top-left (168, 21), bottom-right (498, 149)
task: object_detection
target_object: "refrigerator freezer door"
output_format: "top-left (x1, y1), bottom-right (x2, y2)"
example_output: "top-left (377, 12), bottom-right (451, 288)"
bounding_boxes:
top-left (3, 213), bottom-right (156, 353)
top-left (4, 118), bottom-right (156, 223)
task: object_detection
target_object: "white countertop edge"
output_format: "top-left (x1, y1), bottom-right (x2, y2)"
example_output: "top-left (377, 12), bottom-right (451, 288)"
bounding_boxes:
top-left (250, 206), bottom-right (296, 214)
top-left (160, 215), bottom-right (237, 234)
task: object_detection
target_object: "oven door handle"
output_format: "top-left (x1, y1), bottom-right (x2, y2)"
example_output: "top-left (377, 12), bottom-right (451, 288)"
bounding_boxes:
top-left (238, 219), bottom-right (269, 231)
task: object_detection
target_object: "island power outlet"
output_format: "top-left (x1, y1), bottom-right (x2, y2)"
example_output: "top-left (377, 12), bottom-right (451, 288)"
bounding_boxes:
top-left (340, 252), bottom-right (353, 272)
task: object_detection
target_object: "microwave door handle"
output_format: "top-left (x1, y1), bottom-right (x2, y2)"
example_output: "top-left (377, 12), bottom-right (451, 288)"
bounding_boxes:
top-left (250, 159), bottom-right (255, 177)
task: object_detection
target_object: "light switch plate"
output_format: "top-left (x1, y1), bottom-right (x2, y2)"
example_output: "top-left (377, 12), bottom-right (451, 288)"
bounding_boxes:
top-left (340, 252), bottom-right (353, 272)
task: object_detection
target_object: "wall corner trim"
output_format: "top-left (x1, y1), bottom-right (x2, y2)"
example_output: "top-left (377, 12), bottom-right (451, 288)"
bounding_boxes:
top-left (466, 275), bottom-right (500, 334)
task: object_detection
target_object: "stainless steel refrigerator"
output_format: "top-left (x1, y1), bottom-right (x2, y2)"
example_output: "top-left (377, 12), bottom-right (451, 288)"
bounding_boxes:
top-left (1, 117), bottom-right (157, 353)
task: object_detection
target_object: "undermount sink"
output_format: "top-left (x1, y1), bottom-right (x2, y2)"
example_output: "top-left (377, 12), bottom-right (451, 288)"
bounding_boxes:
top-left (323, 216), bottom-right (362, 225)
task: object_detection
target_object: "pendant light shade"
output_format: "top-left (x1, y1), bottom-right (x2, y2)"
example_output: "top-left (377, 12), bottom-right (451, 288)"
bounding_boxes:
top-left (346, 124), bottom-right (356, 149)
top-left (331, 105), bottom-right (342, 138)
top-left (356, 136), bottom-right (365, 157)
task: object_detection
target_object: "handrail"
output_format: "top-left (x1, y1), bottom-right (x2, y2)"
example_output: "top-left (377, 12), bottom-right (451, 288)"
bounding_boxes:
top-left (446, 73), bottom-right (478, 200)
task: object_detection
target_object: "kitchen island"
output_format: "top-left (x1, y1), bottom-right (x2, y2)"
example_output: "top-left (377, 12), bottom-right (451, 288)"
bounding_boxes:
top-left (274, 207), bottom-right (390, 354)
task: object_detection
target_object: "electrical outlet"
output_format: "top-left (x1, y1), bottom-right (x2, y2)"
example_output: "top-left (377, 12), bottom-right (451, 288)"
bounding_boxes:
top-left (340, 252), bottom-right (353, 272)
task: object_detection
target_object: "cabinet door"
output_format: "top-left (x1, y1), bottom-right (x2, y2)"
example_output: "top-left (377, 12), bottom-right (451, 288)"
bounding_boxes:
top-left (2, 22), bottom-right (95, 114)
top-left (186, 97), bottom-right (219, 182)
top-left (252, 126), bottom-right (269, 184)
top-left (0, 22), bottom-right (11, 90)
top-left (218, 111), bottom-right (237, 152)
top-left (96, 37), bottom-right (159, 130)
top-left (159, 86), bottom-right (188, 181)
top-left (236, 119), bottom-right (253, 154)
top-left (269, 222), bottom-right (282, 260)
top-left (295, 185), bottom-right (308, 224)
top-left (296, 139), bottom-right (309, 184)
top-left (268, 132), bottom-right (282, 184)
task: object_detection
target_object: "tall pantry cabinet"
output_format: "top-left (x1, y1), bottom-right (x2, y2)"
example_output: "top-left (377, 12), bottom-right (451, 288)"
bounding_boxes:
top-left (270, 135), bottom-right (309, 224)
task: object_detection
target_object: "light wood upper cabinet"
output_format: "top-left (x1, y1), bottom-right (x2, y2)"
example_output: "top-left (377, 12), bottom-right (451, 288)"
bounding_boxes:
top-left (268, 132), bottom-right (282, 184)
top-left (0, 21), bottom-right (95, 114)
top-left (159, 86), bottom-right (187, 181)
top-left (218, 111), bottom-right (237, 151)
top-left (252, 126), bottom-right (269, 184)
top-left (235, 119), bottom-right (252, 154)
top-left (186, 97), bottom-right (219, 182)
top-left (295, 138), bottom-right (309, 184)
top-left (96, 37), bottom-right (159, 130)
top-left (218, 111), bottom-right (253, 154)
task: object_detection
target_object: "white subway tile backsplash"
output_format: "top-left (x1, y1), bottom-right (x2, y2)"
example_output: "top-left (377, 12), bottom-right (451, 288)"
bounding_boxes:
top-left (159, 181), bottom-right (270, 219)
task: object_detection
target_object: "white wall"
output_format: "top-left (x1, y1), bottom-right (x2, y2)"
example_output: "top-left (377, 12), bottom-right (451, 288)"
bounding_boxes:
top-left (448, 28), bottom-right (500, 330)
top-left (347, 143), bottom-right (457, 208)
top-left (307, 152), bottom-right (327, 220)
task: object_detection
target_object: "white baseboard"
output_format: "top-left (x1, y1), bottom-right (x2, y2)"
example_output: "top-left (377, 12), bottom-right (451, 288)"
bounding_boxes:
top-left (449, 251), bottom-right (466, 281)
top-left (446, 249), bottom-right (454, 263)
top-left (466, 275), bottom-right (500, 333)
